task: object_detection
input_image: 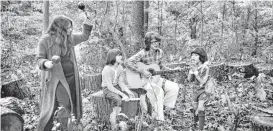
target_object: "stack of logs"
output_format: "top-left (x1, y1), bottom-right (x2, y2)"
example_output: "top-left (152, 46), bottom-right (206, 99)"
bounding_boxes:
top-left (1, 79), bottom-right (32, 131)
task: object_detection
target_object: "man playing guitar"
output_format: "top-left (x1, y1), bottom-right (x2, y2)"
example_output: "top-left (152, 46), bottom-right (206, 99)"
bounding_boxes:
top-left (124, 31), bottom-right (180, 120)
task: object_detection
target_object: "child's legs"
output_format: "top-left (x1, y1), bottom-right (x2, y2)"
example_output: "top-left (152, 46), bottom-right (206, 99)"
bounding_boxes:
top-left (196, 92), bottom-right (208, 130)
top-left (104, 89), bottom-right (122, 129)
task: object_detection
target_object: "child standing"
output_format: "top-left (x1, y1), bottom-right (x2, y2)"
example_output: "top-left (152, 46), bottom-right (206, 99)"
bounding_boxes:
top-left (187, 48), bottom-right (210, 130)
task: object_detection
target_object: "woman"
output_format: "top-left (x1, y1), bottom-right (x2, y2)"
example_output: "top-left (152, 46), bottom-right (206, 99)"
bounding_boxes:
top-left (101, 49), bottom-right (138, 130)
top-left (36, 15), bottom-right (93, 131)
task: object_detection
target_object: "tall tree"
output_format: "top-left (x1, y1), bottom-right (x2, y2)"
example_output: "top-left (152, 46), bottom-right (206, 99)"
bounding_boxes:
top-left (189, 15), bottom-right (197, 39)
top-left (200, 0), bottom-right (204, 46)
top-left (144, 1), bottom-right (149, 33)
top-left (131, 1), bottom-right (144, 52)
top-left (252, 1), bottom-right (259, 56)
top-left (43, 1), bottom-right (49, 34)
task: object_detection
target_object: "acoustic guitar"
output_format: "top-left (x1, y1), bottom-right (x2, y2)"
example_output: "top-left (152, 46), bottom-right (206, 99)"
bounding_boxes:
top-left (126, 62), bottom-right (189, 89)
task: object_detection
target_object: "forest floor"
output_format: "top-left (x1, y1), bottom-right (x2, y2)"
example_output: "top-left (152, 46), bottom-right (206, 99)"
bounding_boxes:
top-left (22, 76), bottom-right (273, 131)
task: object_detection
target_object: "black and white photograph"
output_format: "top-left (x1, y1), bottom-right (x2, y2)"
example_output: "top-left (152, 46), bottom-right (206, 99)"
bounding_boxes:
top-left (1, 0), bottom-right (273, 131)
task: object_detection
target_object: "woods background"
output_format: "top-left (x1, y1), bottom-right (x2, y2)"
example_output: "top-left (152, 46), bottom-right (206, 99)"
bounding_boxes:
top-left (2, 0), bottom-right (273, 84)
top-left (1, 1), bottom-right (273, 131)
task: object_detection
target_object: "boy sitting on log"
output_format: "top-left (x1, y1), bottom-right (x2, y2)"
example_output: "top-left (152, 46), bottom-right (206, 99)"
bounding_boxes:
top-left (101, 49), bottom-right (145, 130)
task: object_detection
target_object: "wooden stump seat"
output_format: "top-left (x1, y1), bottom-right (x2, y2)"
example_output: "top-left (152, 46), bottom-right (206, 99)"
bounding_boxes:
top-left (1, 106), bottom-right (24, 131)
top-left (90, 90), bottom-right (139, 123)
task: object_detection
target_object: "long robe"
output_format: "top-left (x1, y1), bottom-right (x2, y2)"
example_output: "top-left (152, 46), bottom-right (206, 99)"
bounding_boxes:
top-left (36, 24), bottom-right (92, 130)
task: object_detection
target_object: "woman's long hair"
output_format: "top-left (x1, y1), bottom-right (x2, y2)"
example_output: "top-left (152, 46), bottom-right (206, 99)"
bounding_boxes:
top-left (106, 49), bottom-right (122, 65)
top-left (46, 15), bottom-right (74, 55)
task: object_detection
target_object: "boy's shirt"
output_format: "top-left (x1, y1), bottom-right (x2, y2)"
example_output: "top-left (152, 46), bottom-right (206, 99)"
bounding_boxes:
top-left (190, 64), bottom-right (209, 90)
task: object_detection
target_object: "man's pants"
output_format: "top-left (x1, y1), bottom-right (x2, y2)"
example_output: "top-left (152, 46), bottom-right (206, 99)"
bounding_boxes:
top-left (157, 78), bottom-right (180, 108)
top-left (143, 77), bottom-right (180, 120)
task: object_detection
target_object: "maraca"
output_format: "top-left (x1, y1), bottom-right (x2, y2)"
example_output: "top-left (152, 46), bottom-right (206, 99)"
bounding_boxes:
top-left (52, 55), bottom-right (61, 64)
top-left (78, 2), bottom-right (85, 11)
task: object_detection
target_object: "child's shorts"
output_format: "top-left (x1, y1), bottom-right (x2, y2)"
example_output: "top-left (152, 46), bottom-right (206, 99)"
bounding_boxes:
top-left (103, 86), bottom-right (123, 107)
top-left (103, 86), bottom-right (144, 107)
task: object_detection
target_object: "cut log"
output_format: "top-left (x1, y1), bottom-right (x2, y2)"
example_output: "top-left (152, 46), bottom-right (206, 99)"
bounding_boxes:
top-left (80, 74), bottom-right (102, 91)
top-left (90, 90), bottom-right (139, 123)
top-left (209, 63), bottom-right (229, 81)
top-left (165, 62), bottom-right (188, 69)
top-left (255, 63), bottom-right (273, 77)
top-left (0, 97), bottom-right (25, 115)
top-left (1, 79), bottom-right (30, 99)
top-left (1, 106), bottom-right (24, 131)
top-left (162, 63), bottom-right (230, 83)
top-left (227, 62), bottom-right (259, 79)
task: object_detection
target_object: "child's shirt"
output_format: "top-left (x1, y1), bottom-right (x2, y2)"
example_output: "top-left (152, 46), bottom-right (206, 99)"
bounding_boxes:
top-left (190, 64), bottom-right (210, 90)
top-left (101, 65), bottom-right (124, 89)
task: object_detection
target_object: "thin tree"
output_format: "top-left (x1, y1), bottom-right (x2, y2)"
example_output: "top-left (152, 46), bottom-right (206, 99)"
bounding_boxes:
top-left (200, 0), bottom-right (203, 46)
top-left (252, 1), bottom-right (259, 56)
top-left (144, 1), bottom-right (149, 33)
top-left (43, 0), bottom-right (49, 34)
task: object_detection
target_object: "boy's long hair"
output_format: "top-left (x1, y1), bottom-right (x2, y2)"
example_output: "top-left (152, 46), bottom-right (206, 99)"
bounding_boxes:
top-left (106, 49), bottom-right (122, 65)
top-left (46, 15), bottom-right (74, 55)
top-left (144, 31), bottom-right (162, 51)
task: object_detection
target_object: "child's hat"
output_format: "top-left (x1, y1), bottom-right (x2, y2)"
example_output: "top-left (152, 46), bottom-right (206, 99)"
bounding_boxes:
top-left (191, 48), bottom-right (208, 63)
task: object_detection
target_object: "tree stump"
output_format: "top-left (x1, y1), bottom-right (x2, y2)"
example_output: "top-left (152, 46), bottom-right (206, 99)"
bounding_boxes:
top-left (90, 90), bottom-right (111, 123)
top-left (1, 106), bottom-right (24, 131)
top-left (90, 90), bottom-right (139, 123)
top-left (1, 79), bottom-right (31, 99)
top-left (80, 74), bottom-right (102, 92)
top-left (0, 97), bottom-right (25, 115)
top-left (209, 63), bottom-right (229, 82)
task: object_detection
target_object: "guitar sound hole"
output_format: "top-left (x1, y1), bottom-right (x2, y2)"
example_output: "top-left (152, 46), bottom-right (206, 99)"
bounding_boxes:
top-left (148, 68), bottom-right (155, 76)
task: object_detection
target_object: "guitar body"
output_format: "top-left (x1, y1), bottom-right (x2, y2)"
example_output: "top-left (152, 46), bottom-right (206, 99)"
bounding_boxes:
top-left (126, 62), bottom-right (161, 89)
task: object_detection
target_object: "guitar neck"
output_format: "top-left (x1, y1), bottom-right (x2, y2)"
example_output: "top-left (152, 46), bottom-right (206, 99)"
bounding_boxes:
top-left (154, 67), bottom-right (189, 75)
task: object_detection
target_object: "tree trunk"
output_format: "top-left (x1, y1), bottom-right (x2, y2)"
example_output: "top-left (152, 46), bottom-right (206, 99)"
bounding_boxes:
top-left (0, 97), bottom-right (25, 115)
top-left (80, 74), bottom-right (102, 92)
top-left (241, 5), bottom-right (250, 60)
top-left (131, 1), bottom-right (144, 53)
top-left (233, 0), bottom-right (239, 58)
top-left (1, 106), bottom-right (24, 131)
top-left (252, 2), bottom-right (259, 56)
top-left (144, 1), bottom-right (149, 33)
top-left (189, 16), bottom-right (197, 39)
top-left (221, 2), bottom-right (226, 39)
top-left (43, 0), bottom-right (49, 33)
top-left (112, 1), bottom-right (128, 59)
top-left (200, 0), bottom-right (204, 46)
top-left (159, 0), bottom-right (163, 36)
